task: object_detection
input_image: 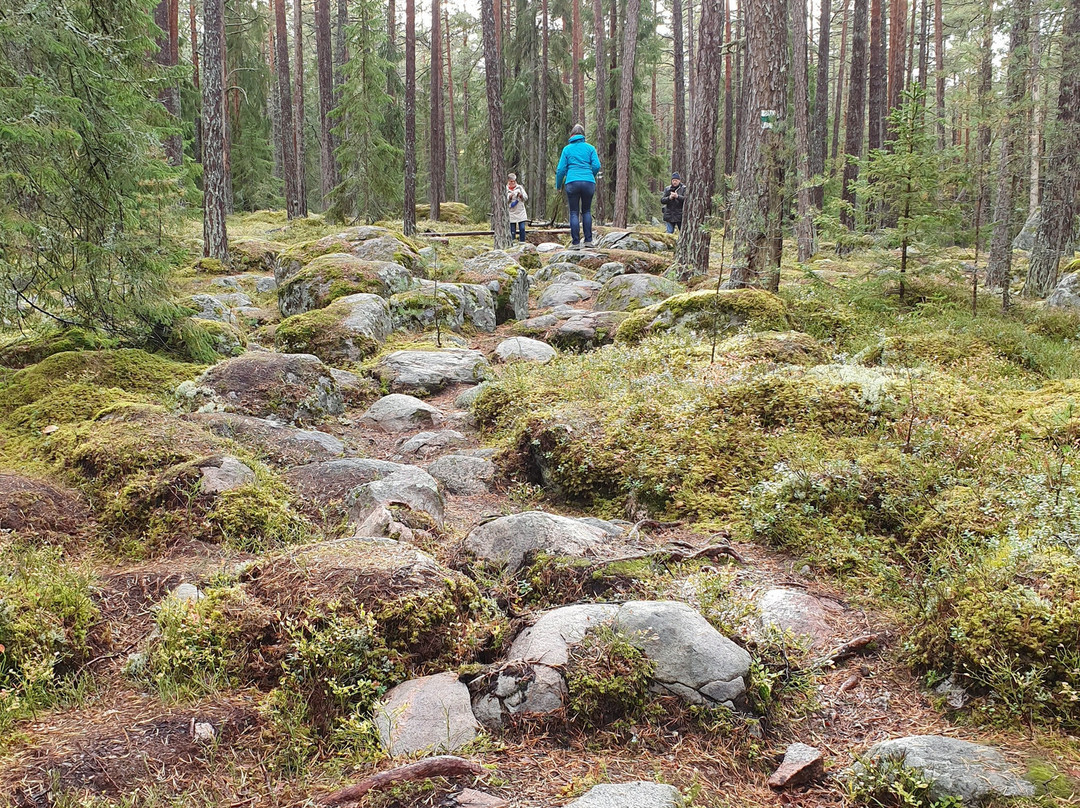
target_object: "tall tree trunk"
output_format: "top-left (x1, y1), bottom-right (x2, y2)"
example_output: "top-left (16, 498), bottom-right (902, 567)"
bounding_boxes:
top-left (986, 0), bottom-right (1032, 296)
top-left (269, 23), bottom-right (282, 180)
top-left (572, 0), bottom-right (584, 123)
top-left (387, 0), bottom-right (396, 96)
top-left (274, 0), bottom-right (301, 219)
top-left (607, 0), bottom-right (618, 181)
top-left (841, 0), bottom-right (869, 231)
top-left (430, 0), bottom-right (445, 218)
top-left (202, 0), bottom-right (228, 259)
top-left (793, 0), bottom-right (815, 261)
top-left (905, 0), bottom-right (916, 89)
top-left (154, 0), bottom-right (183, 166)
top-left (887, 0), bottom-right (907, 123)
top-left (315, 0), bottom-right (338, 208)
top-left (612, 0), bottom-right (643, 227)
top-left (404, 0), bottom-right (417, 235)
top-left (592, 0), bottom-right (608, 222)
top-left (728, 0), bottom-right (789, 289)
top-left (673, 0), bottom-right (688, 174)
top-left (722, 0), bottom-right (734, 175)
top-left (1025, 0), bottom-right (1080, 296)
top-left (190, 0), bottom-right (202, 162)
top-left (687, 0), bottom-right (696, 104)
top-left (481, 0), bottom-right (512, 247)
top-left (868, 0), bottom-right (885, 152)
top-left (293, 0), bottom-right (307, 215)
top-left (975, 2), bottom-right (993, 242)
top-left (917, 0), bottom-right (928, 91)
top-left (675, 0), bottom-right (724, 276)
top-left (539, 0), bottom-right (550, 215)
top-left (810, 0), bottom-right (831, 206)
top-left (733, 6), bottom-right (743, 164)
top-left (832, 0), bottom-right (850, 163)
top-left (1028, 6), bottom-right (1042, 216)
top-left (933, 0), bottom-right (944, 148)
top-left (445, 11), bottom-right (460, 201)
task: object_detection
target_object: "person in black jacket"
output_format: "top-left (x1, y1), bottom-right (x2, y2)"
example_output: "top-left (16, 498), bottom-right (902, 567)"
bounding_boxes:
top-left (661, 172), bottom-right (686, 233)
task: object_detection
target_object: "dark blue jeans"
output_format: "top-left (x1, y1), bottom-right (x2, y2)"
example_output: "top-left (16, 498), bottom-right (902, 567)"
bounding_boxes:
top-left (510, 221), bottom-right (526, 241)
top-left (564, 180), bottom-right (595, 245)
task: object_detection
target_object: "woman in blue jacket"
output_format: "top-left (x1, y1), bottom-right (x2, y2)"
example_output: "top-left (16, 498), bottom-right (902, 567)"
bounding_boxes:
top-left (555, 124), bottom-right (601, 247)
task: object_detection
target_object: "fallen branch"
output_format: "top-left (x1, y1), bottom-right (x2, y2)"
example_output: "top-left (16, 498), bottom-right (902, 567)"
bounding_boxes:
top-left (320, 756), bottom-right (485, 806)
top-left (809, 634), bottom-right (882, 670)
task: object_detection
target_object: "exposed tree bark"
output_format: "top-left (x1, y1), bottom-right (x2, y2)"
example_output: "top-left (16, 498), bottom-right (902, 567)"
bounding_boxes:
top-left (675, 0), bottom-right (724, 277)
top-left (314, 0), bottom-right (338, 207)
top-left (445, 11), bottom-right (460, 201)
top-left (202, 0), bottom-right (228, 259)
top-left (867, 0), bottom-right (885, 152)
top-left (831, 0), bottom-right (850, 163)
top-left (810, 0), bottom-right (831, 206)
top-left (986, 0), bottom-right (1032, 299)
top-left (1026, 0), bottom-right (1080, 296)
top-left (728, 0), bottom-right (788, 289)
top-left (917, 0), bottom-right (928, 91)
top-left (430, 0), bottom-right (445, 218)
top-left (612, 0), bottom-right (642, 227)
top-left (269, 22), bottom-right (282, 180)
top-left (190, 0), bottom-right (202, 162)
top-left (687, 0), bottom-right (696, 104)
top-left (404, 0), bottom-right (417, 235)
top-left (273, 0), bottom-right (301, 218)
top-left (722, 0), bottom-right (734, 175)
top-left (933, 0), bottom-right (944, 148)
top-left (538, 0), bottom-right (550, 215)
top-left (320, 757), bottom-right (485, 806)
top-left (572, 0), bottom-right (584, 124)
top-left (293, 0), bottom-right (307, 215)
top-left (673, 0), bottom-right (688, 175)
top-left (841, 0), bottom-right (869, 231)
top-left (887, 0), bottom-right (907, 122)
top-left (975, 1), bottom-right (993, 242)
top-left (387, 0), bottom-right (396, 96)
top-left (1028, 6), bottom-right (1042, 216)
top-left (481, 0), bottom-right (512, 247)
top-left (591, 0), bottom-right (608, 222)
top-left (154, 0), bottom-right (183, 165)
top-left (793, 0), bottom-right (815, 261)
top-left (905, 0), bottom-right (916, 89)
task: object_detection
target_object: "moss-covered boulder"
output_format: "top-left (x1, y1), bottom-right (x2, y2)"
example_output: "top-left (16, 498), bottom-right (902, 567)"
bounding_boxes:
top-left (230, 239), bottom-right (286, 275)
top-left (187, 411), bottom-right (345, 467)
top-left (462, 249), bottom-right (522, 280)
top-left (275, 293), bottom-right (393, 363)
top-left (594, 274), bottom-right (684, 312)
top-left (389, 282), bottom-right (496, 333)
top-left (277, 226), bottom-right (424, 283)
top-left (414, 201), bottom-right (472, 224)
top-left (580, 249), bottom-right (670, 275)
top-left (198, 352), bottom-right (344, 423)
top-left (0, 328), bottom-right (116, 369)
top-left (277, 253), bottom-right (400, 317)
top-left (717, 330), bottom-right (828, 365)
top-left (615, 289), bottom-right (789, 343)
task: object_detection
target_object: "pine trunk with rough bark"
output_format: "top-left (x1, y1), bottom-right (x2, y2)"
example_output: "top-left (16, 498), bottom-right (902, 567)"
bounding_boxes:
top-left (868, 0), bottom-right (885, 152)
top-left (1028, 8), bottom-right (1042, 216)
top-left (269, 23), bottom-right (282, 179)
top-left (612, 0), bottom-right (642, 227)
top-left (482, 0), bottom-right (511, 247)
top-left (675, 0), bottom-right (724, 277)
top-left (190, 0), bottom-right (202, 162)
top-left (673, 0), bottom-right (688, 175)
top-left (975, 3), bottom-right (993, 240)
top-left (841, 0), bottom-right (869, 231)
top-left (986, 0), bottom-right (1032, 296)
top-left (314, 0), bottom-right (338, 207)
top-left (154, 0), bottom-right (183, 165)
top-left (793, 0), bottom-right (815, 261)
top-left (728, 0), bottom-right (788, 289)
top-left (831, 0), bottom-right (850, 163)
top-left (202, 0), bottom-right (228, 259)
top-left (887, 0), bottom-right (907, 121)
top-left (537, 0), bottom-right (549, 215)
top-left (430, 0), bottom-right (445, 218)
top-left (293, 0), bottom-right (307, 215)
top-left (572, 0), bottom-right (583, 124)
top-left (445, 12), bottom-right (460, 201)
top-left (687, 0), bottom-right (696, 104)
top-left (722, 0), bottom-right (734, 175)
top-left (592, 0), bottom-right (607, 222)
top-left (810, 0), bottom-right (831, 206)
top-left (404, 0), bottom-right (417, 235)
top-left (934, 0), bottom-right (944, 148)
top-left (274, 0), bottom-right (301, 219)
top-left (387, 0), bottom-right (396, 96)
top-left (1026, 0), bottom-right (1080, 297)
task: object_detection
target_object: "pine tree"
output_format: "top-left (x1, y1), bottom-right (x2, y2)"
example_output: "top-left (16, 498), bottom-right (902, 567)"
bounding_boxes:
top-left (482, 0), bottom-right (511, 247)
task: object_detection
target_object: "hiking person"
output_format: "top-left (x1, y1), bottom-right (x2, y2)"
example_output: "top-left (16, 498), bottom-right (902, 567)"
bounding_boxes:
top-left (506, 173), bottom-right (529, 242)
top-left (661, 172), bottom-right (686, 233)
top-left (555, 123), bottom-right (601, 247)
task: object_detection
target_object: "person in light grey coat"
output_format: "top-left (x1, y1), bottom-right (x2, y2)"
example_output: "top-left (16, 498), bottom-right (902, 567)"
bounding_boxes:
top-left (507, 173), bottom-right (529, 242)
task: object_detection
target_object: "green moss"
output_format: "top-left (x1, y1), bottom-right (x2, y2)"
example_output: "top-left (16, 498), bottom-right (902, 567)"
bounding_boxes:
top-left (0, 328), bottom-right (117, 369)
top-left (279, 236), bottom-right (353, 275)
top-left (274, 303), bottom-right (382, 363)
top-left (1063, 257), bottom-right (1080, 275)
top-left (278, 253), bottom-right (386, 313)
top-left (717, 330), bottom-right (827, 365)
top-left (615, 289), bottom-right (789, 343)
top-left (193, 256), bottom-right (228, 273)
top-left (208, 481), bottom-right (313, 552)
top-left (565, 625), bottom-right (659, 731)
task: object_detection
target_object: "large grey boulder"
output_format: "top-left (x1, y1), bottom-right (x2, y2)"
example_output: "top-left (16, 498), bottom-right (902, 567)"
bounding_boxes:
top-left (188, 293), bottom-right (240, 325)
top-left (857, 736), bottom-right (1035, 804)
top-left (347, 464), bottom-right (445, 526)
top-left (596, 231), bottom-right (654, 253)
top-left (595, 274), bottom-right (683, 312)
top-left (595, 261), bottom-right (630, 283)
top-left (284, 458), bottom-right (412, 506)
top-left (1046, 272), bottom-right (1080, 309)
top-left (548, 310), bottom-right (628, 351)
top-left (426, 454), bottom-right (495, 495)
top-left (277, 254), bottom-right (394, 317)
top-left (1012, 209), bottom-right (1040, 251)
top-left (377, 349), bottom-right (491, 394)
top-left (187, 411), bottom-right (345, 467)
top-left (565, 782), bottom-right (682, 808)
top-left (756, 588), bottom-right (840, 651)
top-left (545, 249), bottom-right (602, 266)
top-left (538, 276), bottom-right (601, 308)
top-left (395, 429), bottom-right (469, 460)
top-left (199, 352), bottom-right (344, 424)
top-left (531, 262), bottom-right (583, 283)
top-left (455, 381), bottom-right (494, 410)
top-left (494, 337), bottom-right (557, 364)
top-left (463, 511), bottom-right (619, 570)
top-left (374, 672), bottom-right (479, 756)
top-left (359, 394), bottom-right (446, 433)
top-left (463, 249), bottom-right (522, 279)
top-left (614, 600), bottom-right (752, 705)
top-left (389, 282), bottom-right (497, 333)
top-left (508, 604), bottom-right (620, 666)
top-left (275, 293), bottom-right (393, 363)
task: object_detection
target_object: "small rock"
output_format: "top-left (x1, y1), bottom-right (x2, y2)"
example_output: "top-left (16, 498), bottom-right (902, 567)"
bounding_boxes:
top-left (757, 588), bottom-right (840, 651)
top-left (192, 722), bottom-right (216, 743)
top-left (170, 583), bottom-right (205, 604)
top-left (451, 789), bottom-right (508, 808)
top-left (199, 456), bottom-right (255, 493)
top-left (494, 336), bottom-right (557, 364)
top-left (395, 429), bottom-right (469, 459)
top-left (933, 676), bottom-right (969, 709)
top-left (768, 743), bottom-right (825, 789)
top-left (41, 424), bottom-right (59, 435)
top-left (374, 672), bottom-right (479, 756)
top-left (359, 394), bottom-right (446, 433)
top-left (427, 454), bottom-right (495, 495)
top-left (565, 782), bottom-right (682, 808)
top-left (454, 381), bottom-right (494, 410)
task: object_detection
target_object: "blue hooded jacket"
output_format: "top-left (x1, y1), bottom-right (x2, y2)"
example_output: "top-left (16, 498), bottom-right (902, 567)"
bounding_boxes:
top-left (555, 134), bottom-right (601, 189)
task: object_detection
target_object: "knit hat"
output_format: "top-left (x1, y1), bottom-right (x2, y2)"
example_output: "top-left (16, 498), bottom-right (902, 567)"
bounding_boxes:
top-left (671, 172), bottom-right (681, 180)
top-left (508, 173), bottom-right (517, 181)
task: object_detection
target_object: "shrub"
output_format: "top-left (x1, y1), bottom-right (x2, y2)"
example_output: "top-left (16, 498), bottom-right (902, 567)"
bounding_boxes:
top-left (565, 625), bottom-right (658, 731)
top-left (845, 755), bottom-right (963, 808)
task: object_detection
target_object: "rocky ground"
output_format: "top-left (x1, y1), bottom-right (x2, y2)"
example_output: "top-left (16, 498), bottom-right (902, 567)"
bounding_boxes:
top-left (1, 213), bottom-right (1079, 808)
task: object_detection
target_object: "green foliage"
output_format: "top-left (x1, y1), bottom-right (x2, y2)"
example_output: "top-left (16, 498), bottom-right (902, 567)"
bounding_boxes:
top-left (0, 0), bottom-right (186, 340)
top-left (845, 755), bottom-right (963, 808)
top-left (565, 625), bottom-right (659, 731)
top-left (0, 542), bottom-right (101, 731)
